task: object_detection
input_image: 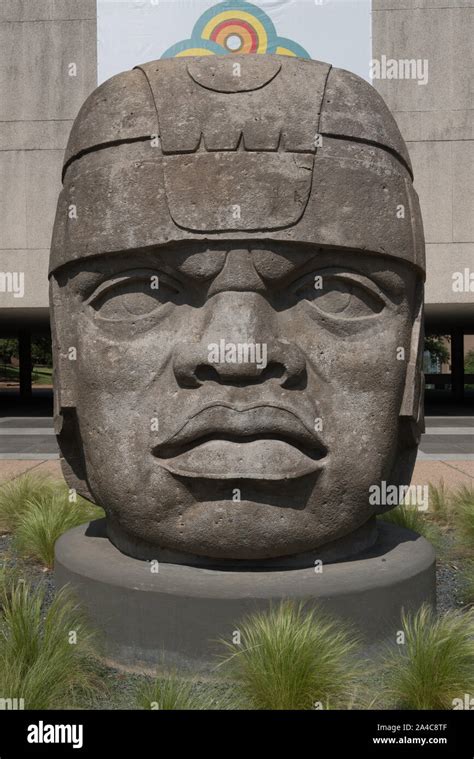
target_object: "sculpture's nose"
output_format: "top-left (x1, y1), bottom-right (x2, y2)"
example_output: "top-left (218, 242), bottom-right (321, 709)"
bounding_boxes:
top-left (172, 291), bottom-right (306, 389)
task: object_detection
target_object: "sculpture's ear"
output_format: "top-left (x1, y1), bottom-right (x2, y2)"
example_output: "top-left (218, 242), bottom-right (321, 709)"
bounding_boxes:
top-left (398, 281), bottom-right (425, 446)
top-left (54, 408), bottom-right (96, 503)
top-left (50, 277), bottom-right (95, 503)
top-left (50, 276), bottom-right (79, 409)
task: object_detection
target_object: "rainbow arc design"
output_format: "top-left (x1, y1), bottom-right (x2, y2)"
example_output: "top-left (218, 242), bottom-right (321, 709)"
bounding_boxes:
top-left (162, 1), bottom-right (309, 59)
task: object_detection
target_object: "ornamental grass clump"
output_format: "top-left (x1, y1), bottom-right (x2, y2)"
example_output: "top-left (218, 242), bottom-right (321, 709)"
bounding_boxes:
top-left (428, 481), bottom-right (452, 525)
top-left (0, 564), bottom-right (20, 608)
top-left (219, 600), bottom-right (362, 710)
top-left (379, 504), bottom-right (441, 547)
top-left (136, 673), bottom-right (219, 710)
top-left (0, 581), bottom-right (100, 709)
top-left (451, 486), bottom-right (474, 557)
top-left (460, 561), bottom-right (474, 606)
top-left (0, 473), bottom-right (57, 533)
top-left (14, 492), bottom-right (104, 568)
top-left (381, 604), bottom-right (474, 710)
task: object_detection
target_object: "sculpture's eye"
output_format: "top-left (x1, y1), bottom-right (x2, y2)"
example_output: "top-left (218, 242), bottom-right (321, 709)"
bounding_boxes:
top-left (89, 272), bottom-right (182, 321)
top-left (294, 274), bottom-right (384, 319)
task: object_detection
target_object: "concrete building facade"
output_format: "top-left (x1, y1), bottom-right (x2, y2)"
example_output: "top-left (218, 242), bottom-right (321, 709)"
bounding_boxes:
top-left (373, 0), bottom-right (474, 401)
top-left (0, 0), bottom-right (96, 329)
top-left (0, 0), bottom-right (472, 399)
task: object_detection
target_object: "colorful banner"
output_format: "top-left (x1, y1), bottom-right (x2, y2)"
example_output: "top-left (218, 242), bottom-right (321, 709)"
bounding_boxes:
top-left (97, 0), bottom-right (372, 84)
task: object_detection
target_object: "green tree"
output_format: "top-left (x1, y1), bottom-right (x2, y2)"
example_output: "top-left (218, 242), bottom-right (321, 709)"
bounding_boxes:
top-left (0, 338), bottom-right (18, 361)
top-left (31, 335), bottom-right (52, 366)
top-left (465, 349), bottom-right (474, 390)
top-left (465, 349), bottom-right (474, 374)
top-left (424, 335), bottom-right (450, 367)
top-left (0, 336), bottom-right (52, 366)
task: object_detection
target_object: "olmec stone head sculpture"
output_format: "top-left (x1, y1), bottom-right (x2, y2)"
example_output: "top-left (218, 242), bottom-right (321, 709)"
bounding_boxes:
top-left (50, 55), bottom-right (425, 567)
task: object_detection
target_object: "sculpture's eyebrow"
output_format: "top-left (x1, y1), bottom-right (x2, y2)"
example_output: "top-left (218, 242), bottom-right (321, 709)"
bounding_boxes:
top-left (68, 247), bottom-right (411, 302)
top-left (281, 249), bottom-right (410, 297)
top-left (148, 248), bottom-right (407, 300)
top-left (148, 247), bottom-right (228, 281)
top-left (153, 246), bottom-right (320, 285)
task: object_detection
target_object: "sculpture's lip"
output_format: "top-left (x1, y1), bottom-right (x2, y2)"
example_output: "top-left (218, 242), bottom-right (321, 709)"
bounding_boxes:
top-left (153, 436), bottom-right (325, 480)
top-left (152, 405), bottom-right (327, 480)
top-left (152, 404), bottom-right (326, 456)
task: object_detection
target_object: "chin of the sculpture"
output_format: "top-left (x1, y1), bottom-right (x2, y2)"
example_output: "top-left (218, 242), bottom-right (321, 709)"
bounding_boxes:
top-left (105, 511), bottom-right (378, 569)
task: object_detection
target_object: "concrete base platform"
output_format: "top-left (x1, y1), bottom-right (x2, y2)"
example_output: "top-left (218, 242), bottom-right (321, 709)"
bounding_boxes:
top-left (55, 520), bottom-right (436, 671)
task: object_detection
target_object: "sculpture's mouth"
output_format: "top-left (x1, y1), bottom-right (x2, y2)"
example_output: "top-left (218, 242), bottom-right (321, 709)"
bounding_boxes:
top-left (152, 405), bottom-right (327, 480)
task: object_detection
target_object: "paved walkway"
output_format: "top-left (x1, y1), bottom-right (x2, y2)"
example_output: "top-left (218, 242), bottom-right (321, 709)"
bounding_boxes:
top-left (0, 416), bottom-right (56, 458)
top-left (419, 416), bottom-right (474, 459)
top-left (0, 414), bottom-right (471, 487)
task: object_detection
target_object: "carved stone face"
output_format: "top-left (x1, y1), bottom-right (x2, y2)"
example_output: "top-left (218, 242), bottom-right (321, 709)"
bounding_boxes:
top-left (50, 55), bottom-right (425, 566)
top-left (51, 241), bottom-right (422, 565)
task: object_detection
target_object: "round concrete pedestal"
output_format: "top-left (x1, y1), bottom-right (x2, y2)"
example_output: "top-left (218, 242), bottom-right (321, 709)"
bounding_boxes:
top-left (55, 520), bottom-right (436, 671)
